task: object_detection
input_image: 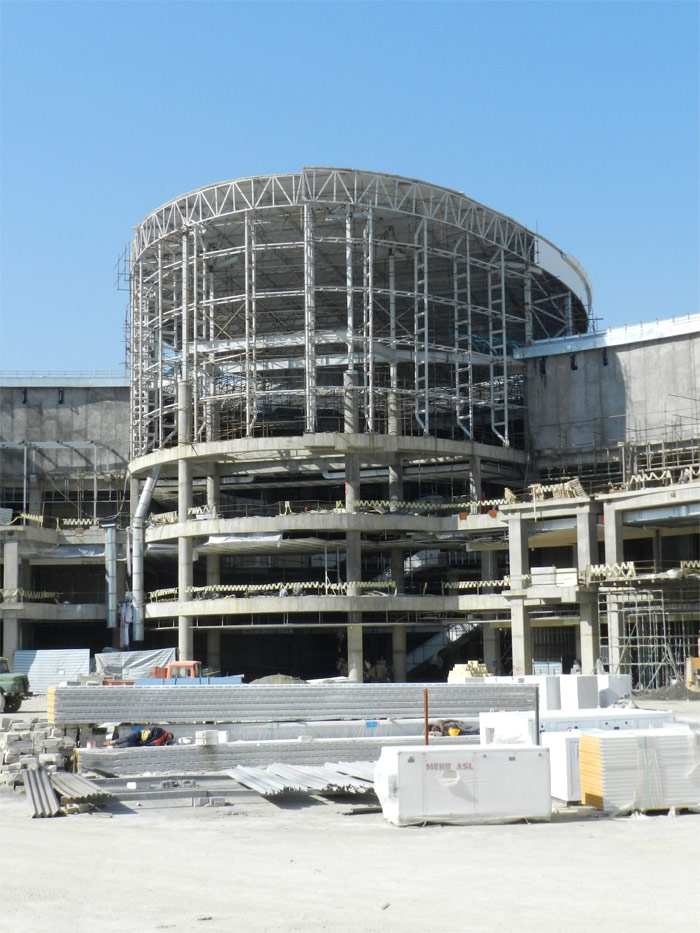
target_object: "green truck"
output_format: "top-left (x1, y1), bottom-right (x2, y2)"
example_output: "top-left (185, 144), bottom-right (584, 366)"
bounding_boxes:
top-left (0, 658), bottom-right (30, 713)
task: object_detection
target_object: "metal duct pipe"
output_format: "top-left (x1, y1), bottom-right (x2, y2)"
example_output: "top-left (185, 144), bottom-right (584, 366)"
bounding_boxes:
top-left (131, 466), bottom-right (160, 642)
top-left (104, 525), bottom-right (117, 630)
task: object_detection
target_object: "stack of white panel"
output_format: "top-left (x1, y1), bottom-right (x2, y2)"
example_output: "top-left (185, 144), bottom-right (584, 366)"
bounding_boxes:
top-left (489, 675), bottom-right (561, 711)
top-left (559, 675), bottom-right (599, 710)
top-left (580, 727), bottom-right (700, 813)
top-left (373, 745), bottom-right (551, 826)
top-left (480, 708), bottom-right (675, 746)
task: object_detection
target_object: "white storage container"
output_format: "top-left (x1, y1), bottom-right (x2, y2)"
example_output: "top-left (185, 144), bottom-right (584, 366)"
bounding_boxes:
top-left (559, 674), bottom-right (599, 710)
top-left (374, 744), bottom-right (551, 826)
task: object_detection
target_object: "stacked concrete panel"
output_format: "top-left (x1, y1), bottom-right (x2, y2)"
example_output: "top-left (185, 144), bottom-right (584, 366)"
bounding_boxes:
top-left (76, 733), bottom-right (479, 776)
top-left (49, 682), bottom-right (537, 726)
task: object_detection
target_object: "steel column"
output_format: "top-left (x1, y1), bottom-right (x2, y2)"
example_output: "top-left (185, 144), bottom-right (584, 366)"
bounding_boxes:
top-left (303, 203), bottom-right (316, 433)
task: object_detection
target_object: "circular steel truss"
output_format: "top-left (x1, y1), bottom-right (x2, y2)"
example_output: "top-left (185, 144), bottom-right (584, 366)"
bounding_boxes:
top-left (129, 167), bottom-right (591, 457)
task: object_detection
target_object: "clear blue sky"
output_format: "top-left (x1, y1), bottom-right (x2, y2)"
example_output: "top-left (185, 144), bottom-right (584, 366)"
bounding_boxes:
top-left (1, 0), bottom-right (698, 373)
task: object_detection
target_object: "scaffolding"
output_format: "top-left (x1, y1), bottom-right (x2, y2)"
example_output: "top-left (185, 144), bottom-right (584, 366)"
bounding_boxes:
top-left (599, 583), bottom-right (700, 689)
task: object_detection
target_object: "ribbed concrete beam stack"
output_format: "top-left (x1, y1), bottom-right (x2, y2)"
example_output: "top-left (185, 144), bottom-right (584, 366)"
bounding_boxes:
top-left (76, 733), bottom-right (479, 776)
top-left (49, 683), bottom-right (538, 726)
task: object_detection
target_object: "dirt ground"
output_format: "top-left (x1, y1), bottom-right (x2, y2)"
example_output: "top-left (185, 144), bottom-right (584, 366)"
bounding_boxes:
top-left (2, 696), bottom-right (699, 933)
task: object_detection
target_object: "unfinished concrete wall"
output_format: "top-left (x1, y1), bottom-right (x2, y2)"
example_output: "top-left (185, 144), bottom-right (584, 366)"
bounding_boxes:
top-left (525, 331), bottom-right (699, 454)
top-left (0, 383), bottom-right (130, 476)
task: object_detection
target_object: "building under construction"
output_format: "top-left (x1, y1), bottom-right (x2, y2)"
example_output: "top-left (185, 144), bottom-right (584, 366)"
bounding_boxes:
top-left (1, 168), bottom-right (698, 687)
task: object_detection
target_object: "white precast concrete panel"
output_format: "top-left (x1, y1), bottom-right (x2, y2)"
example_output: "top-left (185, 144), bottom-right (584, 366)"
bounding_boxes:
top-left (489, 674), bottom-right (562, 711)
top-left (559, 674), bottom-right (599, 710)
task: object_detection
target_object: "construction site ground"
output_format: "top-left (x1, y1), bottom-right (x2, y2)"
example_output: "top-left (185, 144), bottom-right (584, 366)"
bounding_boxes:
top-left (2, 696), bottom-right (699, 933)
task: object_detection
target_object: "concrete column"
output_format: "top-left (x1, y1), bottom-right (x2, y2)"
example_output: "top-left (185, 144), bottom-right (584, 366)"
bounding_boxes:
top-left (28, 477), bottom-right (42, 517)
top-left (344, 370), bottom-right (359, 434)
top-left (576, 506), bottom-right (599, 574)
top-left (2, 614), bottom-right (19, 666)
top-left (388, 461), bottom-right (403, 507)
top-left (391, 548), bottom-right (404, 595)
top-left (480, 550), bottom-right (500, 672)
top-left (470, 457), bottom-right (482, 501)
top-left (345, 453), bottom-right (360, 513)
top-left (206, 533), bottom-right (221, 671)
top-left (20, 559), bottom-right (31, 591)
top-left (482, 625), bottom-right (500, 675)
top-left (207, 630), bottom-right (222, 674)
top-left (347, 623), bottom-right (363, 682)
top-left (606, 592), bottom-right (623, 674)
top-left (345, 452), bottom-right (361, 598)
top-left (178, 462), bottom-right (193, 660)
top-left (652, 531), bottom-right (662, 573)
top-left (2, 540), bottom-right (20, 664)
top-left (579, 596), bottom-right (600, 674)
top-left (206, 464), bottom-right (220, 514)
top-left (481, 549), bottom-right (498, 585)
top-left (129, 476), bottom-right (140, 522)
top-left (389, 459), bottom-right (404, 595)
top-left (177, 381), bottom-right (193, 660)
top-left (603, 502), bottom-right (624, 565)
top-left (392, 625), bottom-right (407, 682)
top-left (508, 515), bottom-right (530, 590)
top-left (511, 599), bottom-right (531, 676)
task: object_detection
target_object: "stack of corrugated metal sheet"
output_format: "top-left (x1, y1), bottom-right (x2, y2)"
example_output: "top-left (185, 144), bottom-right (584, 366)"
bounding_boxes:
top-left (14, 649), bottom-right (90, 693)
top-left (50, 772), bottom-right (112, 804)
top-left (76, 733), bottom-right (478, 776)
top-left (579, 727), bottom-right (700, 813)
top-left (22, 767), bottom-right (61, 818)
top-left (49, 682), bottom-right (537, 726)
top-left (230, 763), bottom-right (374, 796)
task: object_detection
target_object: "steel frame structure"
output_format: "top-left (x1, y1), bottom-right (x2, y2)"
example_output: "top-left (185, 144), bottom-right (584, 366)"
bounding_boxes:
top-left (129, 168), bottom-right (590, 458)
